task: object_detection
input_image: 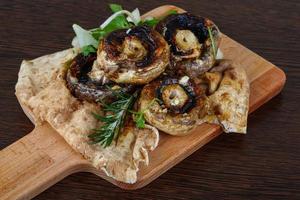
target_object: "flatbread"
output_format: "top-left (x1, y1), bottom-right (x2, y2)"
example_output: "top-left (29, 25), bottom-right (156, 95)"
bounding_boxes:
top-left (15, 49), bottom-right (159, 183)
top-left (203, 65), bottom-right (250, 133)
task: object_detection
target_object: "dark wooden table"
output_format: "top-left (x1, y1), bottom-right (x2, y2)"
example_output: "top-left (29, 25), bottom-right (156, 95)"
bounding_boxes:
top-left (1, 0), bottom-right (299, 199)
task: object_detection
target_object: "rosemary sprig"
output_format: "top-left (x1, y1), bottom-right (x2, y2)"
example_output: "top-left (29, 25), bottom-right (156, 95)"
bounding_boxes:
top-left (89, 90), bottom-right (138, 147)
top-left (208, 26), bottom-right (217, 59)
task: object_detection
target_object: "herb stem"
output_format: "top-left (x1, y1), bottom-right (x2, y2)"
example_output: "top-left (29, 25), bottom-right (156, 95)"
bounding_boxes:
top-left (89, 90), bottom-right (138, 147)
top-left (208, 26), bottom-right (217, 59)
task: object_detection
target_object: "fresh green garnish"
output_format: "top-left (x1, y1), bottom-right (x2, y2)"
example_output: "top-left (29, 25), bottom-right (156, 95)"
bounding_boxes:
top-left (72, 3), bottom-right (134, 55)
top-left (208, 26), bottom-right (217, 58)
top-left (72, 24), bottom-right (99, 49)
top-left (131, 98), bottom-right (159, 129)
top-left (109, 3), bottom-right (123, 12)
top-left (72, 4), bottom-right (178, 56)
top-left (89, 90), bottom-right (138, 147)
top-left (141, 18), bottom-right (160, 27)
top-left (140, 9), bottom-right (177, 27)
top-left (91, 4), bottom-right (131, 41)
top-left (167, 10), bottom-right (178, 15)
top-left (82, 45), bottom-right (97, 56)
top-left (133, 111), bottom-right (146, 129)
top-left (107, 4), bottom-right (130, 28)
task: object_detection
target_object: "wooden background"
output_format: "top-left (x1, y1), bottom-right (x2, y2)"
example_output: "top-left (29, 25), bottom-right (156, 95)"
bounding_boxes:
top-left (0, 0), bottom-right (299, 199)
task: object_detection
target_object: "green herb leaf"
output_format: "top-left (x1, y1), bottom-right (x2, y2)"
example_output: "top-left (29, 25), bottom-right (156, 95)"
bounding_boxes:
top-left (131, 98), bottom-right (158, 129)
top-left (109, 4), bottom-right (123, 13)
top-left (91, 8), bottom-right (131, 41)
top-left (167, 10), bottom-right (178, 15)
top-left (141, 18), bottom-right (160, 27)
top-left (133, 112), bottom-right (146, 128)
top-left (107, 4), bottom-right (130, 30)
top-left (73, 4), bottom-right (131, 45)
top-left (81, 45), bottom-right (96, 56)
top-left (90, 19), bottom-right (130, 42)
top-left (140, 10), bottom-right (177, 27)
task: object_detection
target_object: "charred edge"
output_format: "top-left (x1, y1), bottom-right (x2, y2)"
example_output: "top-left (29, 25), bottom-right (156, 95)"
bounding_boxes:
top-left (104, 26), bottom-right (158, 68)
top-left (155, 13), bottom-right (208, 56)
top-left (66, 53), bottom-right (136, 103)
top-left (155, 78), bottom-right (196, 114)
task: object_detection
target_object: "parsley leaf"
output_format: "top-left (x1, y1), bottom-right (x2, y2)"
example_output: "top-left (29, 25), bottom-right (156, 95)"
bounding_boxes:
top-left (141, 18), bottom-right (160, 27)
top-left (133, 112), bottom-right (146, 128)
top-left (81, 45), bottom-right (96, 56)
top-left (109, 4), bottom-right (123, 12)
top-left (167, 10), bottom-right (178, 15)
top-left (90, 4), bottom-right (131, 41)
top-left (140, 9), bottom-right (178, 27)
top-left (131, 98), bottom-right (159, 129)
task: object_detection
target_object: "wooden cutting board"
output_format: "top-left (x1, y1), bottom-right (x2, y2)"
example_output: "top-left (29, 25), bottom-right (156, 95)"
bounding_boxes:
top-left (0, 5), bottom-right (286, 200)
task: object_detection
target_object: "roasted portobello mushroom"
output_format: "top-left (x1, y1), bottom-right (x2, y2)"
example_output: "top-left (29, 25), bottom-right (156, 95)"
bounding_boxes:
top-left (138, 76), bottom-right (208, 136)
top-left (96, 25), bottom-right (170, 84)
top-left (156, 13), bottom-right (221, 78)
top-left (66, 53), bottom-right (134, 103)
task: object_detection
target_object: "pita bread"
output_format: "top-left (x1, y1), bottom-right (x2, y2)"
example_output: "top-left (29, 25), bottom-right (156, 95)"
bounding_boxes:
top-left (202, 63), bottom-right (250, 133)
top-left (15, 49), bottom-right (159, 183)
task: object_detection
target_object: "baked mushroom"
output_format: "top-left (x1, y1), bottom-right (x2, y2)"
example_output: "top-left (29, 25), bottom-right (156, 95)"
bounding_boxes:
top-left (138, 76), bottom-right (208, 136)
top-left (66, 53), bottom-right (134, 103)
top-left (155, 13), bottom-right (221, 78)
top-left (96, 25), bottom-right (170, 84)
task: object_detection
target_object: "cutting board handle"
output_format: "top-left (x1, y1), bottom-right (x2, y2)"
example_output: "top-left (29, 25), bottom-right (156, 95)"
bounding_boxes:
top-left (0, 123), bottom-right (88, 200)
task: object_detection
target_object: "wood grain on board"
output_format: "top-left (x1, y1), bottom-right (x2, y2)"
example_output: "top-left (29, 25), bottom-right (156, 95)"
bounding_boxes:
top-left (0, 4), bottom-right (286, 200)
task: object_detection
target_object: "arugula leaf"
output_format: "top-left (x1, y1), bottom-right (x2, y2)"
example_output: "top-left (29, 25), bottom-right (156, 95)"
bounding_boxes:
top-left (109, 4), bottom-right (123, 13)
top-left (89, 12), bottom-right (131, 41)
top-left (74, 4), bottom-right (131, 44)
top-left (82, 45), bottom-right (96, 56)
top-left (73, 5), bottom-right (177, 56)
top-left (107, 3), bottom-right (130, 30)
top-left (90, 28), bottom-right (106, 41)
top-left (140, 10), bottom-right (177, 27)
top-left (141, 18), bottom-right (160, 27)
top-left (131, 98), bottom-right (159, 129)
top-left (167, 10), bottom-right (178, 15)
top-left (133, 112), bottom-right (145, 128)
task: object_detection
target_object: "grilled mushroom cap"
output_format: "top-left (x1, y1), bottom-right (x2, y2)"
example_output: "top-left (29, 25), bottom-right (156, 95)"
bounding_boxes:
top-left (66, 53), bottom-right (134, 103)
top-left (138, 77), bottom-right (208, 136)
top-left (97, 25), bottom-right (170, 84)
top-left (155, 13), bottom-right (221, 78)
top-left (156, 77), bottom-right (196, 114)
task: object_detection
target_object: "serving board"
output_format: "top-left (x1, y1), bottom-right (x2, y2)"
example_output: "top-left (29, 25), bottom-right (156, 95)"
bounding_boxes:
top-left (0, 5), bottom-right (286, 200)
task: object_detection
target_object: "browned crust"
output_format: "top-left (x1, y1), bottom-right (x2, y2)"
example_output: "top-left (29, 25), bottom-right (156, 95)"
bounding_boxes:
top-left (97, 26), bottom-right (170, 84)
top-left (139, 80), bottom-right (208, 136)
